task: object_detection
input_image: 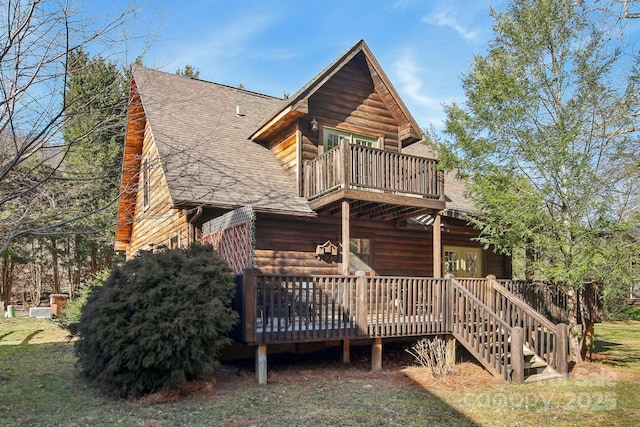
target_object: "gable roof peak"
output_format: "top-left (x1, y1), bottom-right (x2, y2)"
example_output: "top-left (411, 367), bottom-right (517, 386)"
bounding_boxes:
top-left (249, 39), bottom-right (422, 145)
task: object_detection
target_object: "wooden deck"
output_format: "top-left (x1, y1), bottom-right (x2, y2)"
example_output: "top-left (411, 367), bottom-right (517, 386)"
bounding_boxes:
top-left (234, 271), bottom-right (572, 384)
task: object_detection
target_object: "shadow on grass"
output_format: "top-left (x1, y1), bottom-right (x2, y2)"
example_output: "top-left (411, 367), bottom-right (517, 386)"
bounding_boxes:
top-left (20, 329), bottom-right (44, 345)
top-left (0, 331), bottom-right (15, 341)
top-left (252, 343), bottom-right (483, 427)
top-left (594, 336), bottom-right (640, 369)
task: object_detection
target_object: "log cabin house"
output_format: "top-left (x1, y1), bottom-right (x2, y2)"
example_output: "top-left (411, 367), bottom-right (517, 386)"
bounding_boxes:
top-left (115, 40), bottom-right (570, 384)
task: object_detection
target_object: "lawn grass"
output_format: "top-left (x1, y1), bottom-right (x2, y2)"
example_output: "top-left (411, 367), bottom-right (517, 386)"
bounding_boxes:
top-left (0, 318), bottom-right (638, 426)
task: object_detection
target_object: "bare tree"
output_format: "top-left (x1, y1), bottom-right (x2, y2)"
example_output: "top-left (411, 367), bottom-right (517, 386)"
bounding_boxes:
top-left (0, 0), bottom-right (147, 256)
top-left (624, 0), bottom-right (640, 18)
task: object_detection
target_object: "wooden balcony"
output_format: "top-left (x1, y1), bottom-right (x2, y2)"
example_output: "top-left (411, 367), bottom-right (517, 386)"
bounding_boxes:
top-left (303, 141), bottom-right (445, 219)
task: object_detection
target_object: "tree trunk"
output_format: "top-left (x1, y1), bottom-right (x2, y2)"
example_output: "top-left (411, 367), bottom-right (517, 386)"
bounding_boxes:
top-left (566, 286), bottom-right (583, 363)
top-left (581, 322), bottom-right (595, 361)
top-left (1, 255), bottom-right (13, 304)
top-left (51, 237), bottom-right (60, 294)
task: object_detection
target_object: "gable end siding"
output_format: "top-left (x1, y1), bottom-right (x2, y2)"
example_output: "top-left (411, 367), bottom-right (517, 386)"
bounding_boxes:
top-left (128, 123), bottom-right (189, 256)
top-left (307, 59), bottom-right (400, 153)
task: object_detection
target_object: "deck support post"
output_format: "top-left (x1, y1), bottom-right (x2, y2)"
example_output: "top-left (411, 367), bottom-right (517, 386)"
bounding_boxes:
top-left (511, 327), bottom-right (525, 384)
top-left (355, 274), bottom-right (367, 336)
top-left (341, 200), bottom-right (350, 275)
top-left (256, 344), bottom-right (268, 385)
top-left (372, 338), bottom-right (382, 371)
top-left (433, 214), bottom-right (442, 278)
top-left (342, 339), bottom-right (350, 364)
top-left (556, 323), bottom-right (568, 376)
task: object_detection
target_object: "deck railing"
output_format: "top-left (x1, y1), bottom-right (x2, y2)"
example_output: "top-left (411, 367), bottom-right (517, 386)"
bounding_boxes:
top-left (236, 271), bottom-right (451, 344)
top-left (235, 271), bottom-right (569, 381)
top-left (303, 141), bottom-right (444, 201)
top-left (497, 279), bottom-right (603, 324)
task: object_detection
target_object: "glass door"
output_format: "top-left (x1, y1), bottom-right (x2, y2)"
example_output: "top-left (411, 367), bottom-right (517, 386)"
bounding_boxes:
top-left (443, 246), bottom-right (482, 278)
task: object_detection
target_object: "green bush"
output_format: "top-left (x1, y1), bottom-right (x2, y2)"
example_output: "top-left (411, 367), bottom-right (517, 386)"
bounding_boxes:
top-left (56, 269), bottom-right (110, 334)
top-left (74, 244), bottom-right (238, 399)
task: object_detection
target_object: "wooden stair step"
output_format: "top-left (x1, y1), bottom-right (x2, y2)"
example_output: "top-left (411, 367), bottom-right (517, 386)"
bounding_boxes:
top-left (524, 358), bottom-right (548, 370)
top-left (523, 371), bottom-right (565, 383)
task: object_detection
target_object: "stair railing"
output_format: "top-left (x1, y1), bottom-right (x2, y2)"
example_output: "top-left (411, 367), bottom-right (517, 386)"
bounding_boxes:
top-left (488, 277), bottom-right (568, 374)
top-left (456, 276), bottom-right (568, 376)
top-left (448, 276), bottom-right (517, 380)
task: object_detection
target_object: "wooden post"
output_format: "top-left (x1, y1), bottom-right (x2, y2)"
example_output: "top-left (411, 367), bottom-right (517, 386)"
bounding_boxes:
top-left (243, 269), bottom-right (257, 344)
top-left (511, 327), bottom-right (525, 384)
top-left (341, 200), bottom-right (350, 275)
top-left (444, 274), bottom-right (455, 332)
top-left (486, 275), bottom-right (496, 311)
top-left (433, 214), bottom-right (442, 278)
top-left (556, 323), bottom-right (568, 376)
top-left (342, 339), bottom-right (350, 364)
top-left (342, 139), bottom-right (351, 189)
top-left (256, 344), bottom-right (267, 385)
top-left (296, 129), bottom-right (303, 196)
top-left (356, 275), bottom-right (368, 336)
top-left (372, 338), bottom-right (382, 371)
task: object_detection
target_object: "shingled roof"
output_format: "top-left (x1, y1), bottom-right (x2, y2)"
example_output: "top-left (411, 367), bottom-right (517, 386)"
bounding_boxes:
top-left (403, 142), bottom-right (476, 217)
top-left (132, 65), bottom-right (314, 216)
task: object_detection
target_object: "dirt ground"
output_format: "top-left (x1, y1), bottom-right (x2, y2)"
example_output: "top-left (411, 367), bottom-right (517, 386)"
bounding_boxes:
top-left (137, 344), bottom-right (511, 405)
top-left (136, 341), bottom-right (628, 409)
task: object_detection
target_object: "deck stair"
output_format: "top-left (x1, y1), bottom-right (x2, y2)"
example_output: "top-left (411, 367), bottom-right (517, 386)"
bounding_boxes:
top-left (449, 276), bottom-right (567, 383)
top-left (520, 345), bottom-right (565, 383)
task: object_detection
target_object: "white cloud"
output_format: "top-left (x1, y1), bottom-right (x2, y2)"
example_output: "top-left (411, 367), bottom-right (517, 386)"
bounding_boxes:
top-left (149, 8), bottom-right (284, 74)
top-left (421, 9), bottom-right (479, 41)
top-left (393, 51), bottom-right (448, 128)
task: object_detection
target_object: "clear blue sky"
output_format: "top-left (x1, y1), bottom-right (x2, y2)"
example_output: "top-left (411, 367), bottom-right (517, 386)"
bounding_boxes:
top-left (94, 0), bottom-right (507, 133)
top-left (94, 0), bottom-right (638, 133)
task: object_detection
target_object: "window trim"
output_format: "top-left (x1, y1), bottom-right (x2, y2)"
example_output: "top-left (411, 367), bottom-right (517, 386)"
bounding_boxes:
top-left (442, 245), bottom-right (483, 278)
top-left (322, 127), bottom-right (380, 151)
top-left (141, 153), bottom-right (150, 209)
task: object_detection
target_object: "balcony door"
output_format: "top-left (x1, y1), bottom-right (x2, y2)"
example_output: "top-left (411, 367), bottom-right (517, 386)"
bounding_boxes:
top-left (443, 246), bottom-right (482, 278)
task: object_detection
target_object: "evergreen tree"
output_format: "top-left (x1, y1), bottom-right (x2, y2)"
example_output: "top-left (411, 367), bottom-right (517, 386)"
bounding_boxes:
top-left (62, 47), bottom-right (128, 291)
top-left (440, 0), bottom-right (640, 362)
top-left (175, 64), bottom-right (200, 79)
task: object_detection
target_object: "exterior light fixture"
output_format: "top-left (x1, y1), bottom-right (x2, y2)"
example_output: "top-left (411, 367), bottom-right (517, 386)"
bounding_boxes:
top-left (310, 117), bottom-right (319, 132)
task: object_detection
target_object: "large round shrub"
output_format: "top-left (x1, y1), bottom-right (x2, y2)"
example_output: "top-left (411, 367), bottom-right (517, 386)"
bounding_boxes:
top-left (74, 244), bottom-right (238, 399)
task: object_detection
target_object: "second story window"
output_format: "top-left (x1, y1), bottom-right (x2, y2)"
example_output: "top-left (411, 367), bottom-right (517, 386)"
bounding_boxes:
top-left (141, 154), bottom-right (150, 208)
top-left (324, 127), bottom-right (379, 151)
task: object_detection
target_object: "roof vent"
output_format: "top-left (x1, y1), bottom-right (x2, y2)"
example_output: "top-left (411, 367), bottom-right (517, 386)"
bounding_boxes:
top-left (235, 105), bottom-right (244, 118)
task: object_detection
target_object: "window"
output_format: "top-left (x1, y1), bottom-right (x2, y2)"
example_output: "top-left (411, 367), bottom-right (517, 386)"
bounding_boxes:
top-left (443, 246), bottom-right (482, 278)
top-left (324, 127), bottom-right (379, 151)
top-left (349, 238), bottom-right (372, 273)
top-left (170, 235), bottom-right (179, 249)
top-left (141, 154), bottom-right (150, 208)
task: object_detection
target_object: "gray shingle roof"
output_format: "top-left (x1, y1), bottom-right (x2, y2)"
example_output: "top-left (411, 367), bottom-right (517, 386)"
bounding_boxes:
top-left (133, 65), bottom-right (314, 215)
top-left (402, 142), bottom-right (476, 215)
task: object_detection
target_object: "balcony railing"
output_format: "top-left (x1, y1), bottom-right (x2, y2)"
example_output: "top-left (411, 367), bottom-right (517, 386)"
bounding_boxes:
top-left (303, 141), bottom-right (444, 201)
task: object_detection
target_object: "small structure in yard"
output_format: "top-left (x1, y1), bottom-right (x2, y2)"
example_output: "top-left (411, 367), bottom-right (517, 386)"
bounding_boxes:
top-left (114, 40), bottom-right (601, 385)
top-left (49, 294), bottom-right (68, 317)
top-left (29, 307), bottom-right (51, 318)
